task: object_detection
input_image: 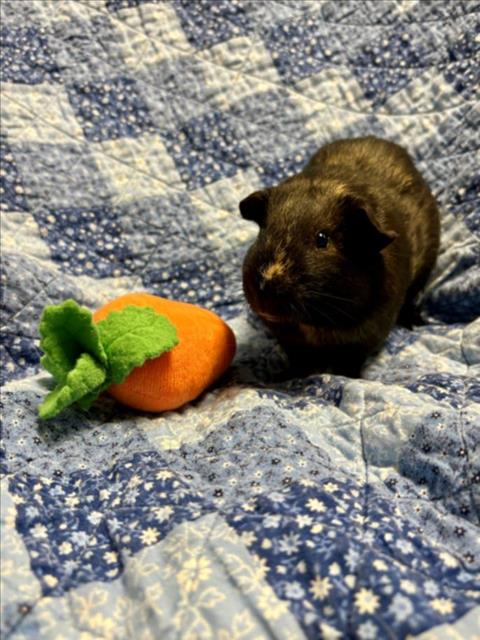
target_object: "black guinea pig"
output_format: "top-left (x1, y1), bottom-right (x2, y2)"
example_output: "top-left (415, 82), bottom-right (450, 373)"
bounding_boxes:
top-left (240, 136), bottom-right (440, 377)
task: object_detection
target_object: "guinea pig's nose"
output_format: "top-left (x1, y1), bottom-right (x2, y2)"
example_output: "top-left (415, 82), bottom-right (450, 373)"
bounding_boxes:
top-left (258, 274), bottom-right (282, 297)
top-left (258, 272), bottom-right (273, 292)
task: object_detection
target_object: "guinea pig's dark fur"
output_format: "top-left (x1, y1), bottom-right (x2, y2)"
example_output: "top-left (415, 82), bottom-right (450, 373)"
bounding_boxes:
top-left (240, 136), bottom-right (440, 377)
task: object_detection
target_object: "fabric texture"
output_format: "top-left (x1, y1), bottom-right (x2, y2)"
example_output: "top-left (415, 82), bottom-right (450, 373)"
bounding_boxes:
top-left (1, 1), bottom-right (479, 639)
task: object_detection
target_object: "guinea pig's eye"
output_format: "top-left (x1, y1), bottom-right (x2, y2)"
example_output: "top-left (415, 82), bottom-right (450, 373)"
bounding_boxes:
top-left (316, 232), bottom-right (329, 249)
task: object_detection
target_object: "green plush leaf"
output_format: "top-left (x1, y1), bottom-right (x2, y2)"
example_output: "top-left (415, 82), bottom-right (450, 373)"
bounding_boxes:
top-left (97, 305), bottom-right (179, 384)
top-left (76, 380), bottom-right (111, 411)
top-left (39, 300), bottom-right (107, 383)
top-left (38, 301), bottom-right (179, 419)
top-left (39, 353), bottom-right (107, 420)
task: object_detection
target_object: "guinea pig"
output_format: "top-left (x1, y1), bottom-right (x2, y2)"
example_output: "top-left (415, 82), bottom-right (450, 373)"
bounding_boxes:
top-left (240, 136), bottom-right (440, 377)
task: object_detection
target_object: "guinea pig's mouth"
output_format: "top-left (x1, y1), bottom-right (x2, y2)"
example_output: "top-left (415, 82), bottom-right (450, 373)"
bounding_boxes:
top-left (256, 311), bottom-right (289, 324)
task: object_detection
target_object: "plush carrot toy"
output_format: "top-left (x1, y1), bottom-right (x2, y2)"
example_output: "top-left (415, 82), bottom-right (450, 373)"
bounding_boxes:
top-left (38, 293), bottom-right (236, 419)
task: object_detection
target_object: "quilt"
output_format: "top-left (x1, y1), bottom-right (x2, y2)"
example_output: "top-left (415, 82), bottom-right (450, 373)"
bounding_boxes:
top-left (1, 1), bottom-right (479, 638)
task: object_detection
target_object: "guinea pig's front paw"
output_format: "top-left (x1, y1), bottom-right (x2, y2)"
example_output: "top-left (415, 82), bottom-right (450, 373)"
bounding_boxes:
top-left (270, 366), bottom-right (308, 382)
top-left (397, 300), bottom-right (424, 329)
top-left (316, 346), bottom-right (368, 379)
top-left (329, 362), bottom-right (363, 378)
top-left (276, 349), bottom-right (327, 380)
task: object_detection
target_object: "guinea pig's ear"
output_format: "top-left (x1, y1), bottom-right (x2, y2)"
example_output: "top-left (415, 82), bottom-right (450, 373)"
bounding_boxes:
top-left (342, 197), bottom-right (397, 253)
top-left (239, 189), bottom-right (270, 226)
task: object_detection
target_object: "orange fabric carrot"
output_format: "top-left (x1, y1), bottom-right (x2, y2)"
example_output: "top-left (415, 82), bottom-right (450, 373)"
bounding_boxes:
top-left (93, 293), bottom-right (236, 412)
top-left (38, 293), bottom-right (236, 418)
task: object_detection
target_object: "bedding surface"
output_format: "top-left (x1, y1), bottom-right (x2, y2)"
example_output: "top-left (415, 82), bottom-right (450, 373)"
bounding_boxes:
top-left (1, 1), bottom-right (479, 638)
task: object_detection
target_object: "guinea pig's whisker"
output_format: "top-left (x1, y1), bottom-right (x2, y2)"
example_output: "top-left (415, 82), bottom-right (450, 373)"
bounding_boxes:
top-left (304, 290), bottom-right (356, 312)
top-left (323, 305), bottom-right (356, 323)
top-left (297, 298), bottom-right (336, 325)
top-left (307, 297), bottom-right (358, 323)
top-left (290, 302), bottom-right (305, 315)
top-left (317, 310), bottom-right (337, 325)
top-left (307, 290), bottom-right (353, 304)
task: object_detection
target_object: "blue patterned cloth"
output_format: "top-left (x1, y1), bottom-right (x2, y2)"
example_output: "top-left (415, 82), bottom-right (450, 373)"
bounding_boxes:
top-left (1, 1), bottom-right (479, 638)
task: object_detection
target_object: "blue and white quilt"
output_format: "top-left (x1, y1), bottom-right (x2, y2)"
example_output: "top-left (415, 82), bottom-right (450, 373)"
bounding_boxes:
top-left (1, 1), bottom-right (479, 638)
